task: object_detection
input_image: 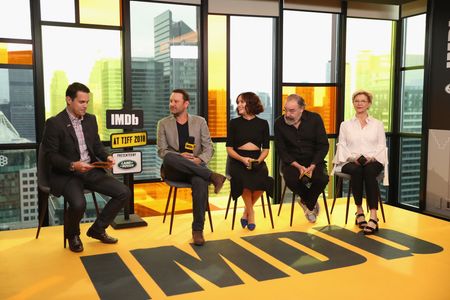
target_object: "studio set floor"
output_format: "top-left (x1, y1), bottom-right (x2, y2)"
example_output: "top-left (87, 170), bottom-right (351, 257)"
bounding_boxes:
top-left (1, 198), bottom-right (449, 300)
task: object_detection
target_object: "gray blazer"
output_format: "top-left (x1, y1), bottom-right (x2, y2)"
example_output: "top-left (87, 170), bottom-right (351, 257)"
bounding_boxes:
top-left (157, 114), bottom-right (214, 164)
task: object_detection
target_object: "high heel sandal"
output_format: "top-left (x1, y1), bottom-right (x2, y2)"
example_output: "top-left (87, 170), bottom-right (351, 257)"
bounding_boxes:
top-left (363, 218), bottom-right (379, 235)
top-left (355, 213), bottom-right (367, 229)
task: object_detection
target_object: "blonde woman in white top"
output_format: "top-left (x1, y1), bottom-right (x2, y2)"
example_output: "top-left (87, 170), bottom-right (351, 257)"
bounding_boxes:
top-left (333, 90), bottom-right (388, 234)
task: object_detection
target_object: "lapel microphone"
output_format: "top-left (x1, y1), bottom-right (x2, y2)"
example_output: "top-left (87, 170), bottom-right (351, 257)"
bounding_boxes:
top-left (185, 136), bottom-right (195, 154)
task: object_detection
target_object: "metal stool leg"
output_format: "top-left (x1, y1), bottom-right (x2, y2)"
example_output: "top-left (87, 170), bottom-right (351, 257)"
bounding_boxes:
top-left (36, 192), bottom-right (49, 239)
top-left (290, 193), bottom-right (295, 227)
top-left (378, 187), bottom-right (386, 222)
top-left (261, 193), bottom-right (266, 218)
top-left (266, 192), bottom-right (274, 229)
top-left (232, 197), bottom-right (238, 230)
top-left (345, 184), bottom-right (351, 225)
top-left (169, 187), bottom-right (177, 235)
top-left (63, 199), bottom-right (67, 248)
top-left (225, 192), bottom-right (232, 219)
top-left (322, 192), bottom-right (330, 225)
top-left (331, 176), bottom-right (342, 214)
top-left (206, 199), bottom-right (214, 232)
top-left (163, 186), bottom-right (173, 223)
top-left (277, 184), bottom-right (287, 216)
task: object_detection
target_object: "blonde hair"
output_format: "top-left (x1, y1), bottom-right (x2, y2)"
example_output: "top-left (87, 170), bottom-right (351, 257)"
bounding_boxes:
top-left (352, 90), bottom-right (373, 104)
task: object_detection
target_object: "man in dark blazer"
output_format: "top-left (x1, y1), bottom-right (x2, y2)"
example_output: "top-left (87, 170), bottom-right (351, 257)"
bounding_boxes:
top-left (42, 82), bottom-right (130, 252)
top-left (274, 94), bottom-right (329, 224)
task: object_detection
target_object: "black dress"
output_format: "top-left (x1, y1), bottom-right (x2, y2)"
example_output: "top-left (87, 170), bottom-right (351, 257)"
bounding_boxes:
top-left (226, 116), bottom-right (274, 200)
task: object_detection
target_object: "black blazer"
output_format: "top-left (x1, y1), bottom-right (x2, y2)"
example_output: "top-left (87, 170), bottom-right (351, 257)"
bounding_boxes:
top-left (42, 109), bottom-right (108, 196)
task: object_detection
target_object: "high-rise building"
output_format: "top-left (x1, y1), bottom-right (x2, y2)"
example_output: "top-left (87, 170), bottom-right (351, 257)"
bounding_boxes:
top-left (132, 9), bottom-right (199, 179)
top-left (49, 70), bottom-right (69, 117)
top-left (89, 58), bottom-right (123, 141)
top-left (0, 113), bottom-right (38, 230)
top-left (9, 69), bottom-right (35, 142)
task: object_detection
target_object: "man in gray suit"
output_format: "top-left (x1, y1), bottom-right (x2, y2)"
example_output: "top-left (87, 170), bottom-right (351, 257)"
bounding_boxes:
top-left (157, 89), bottom-right (226, 246)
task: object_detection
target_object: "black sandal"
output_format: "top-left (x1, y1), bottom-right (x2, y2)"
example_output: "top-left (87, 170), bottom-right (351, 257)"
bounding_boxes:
top-left (355, 213), bottom-right (367, 229)
top-left (364, 219), bottom-right (379, 235)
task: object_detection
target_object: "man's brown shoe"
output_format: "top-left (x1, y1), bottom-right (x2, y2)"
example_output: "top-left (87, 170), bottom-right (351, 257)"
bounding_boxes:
top-left (210, 172), bottom-right (226, 194)
top-left (192, 230), bottom-right (205, 246)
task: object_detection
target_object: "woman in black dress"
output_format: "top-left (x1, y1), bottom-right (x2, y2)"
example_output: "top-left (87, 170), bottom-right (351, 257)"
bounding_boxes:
top-left (226, 92), bottom-right (273, 231)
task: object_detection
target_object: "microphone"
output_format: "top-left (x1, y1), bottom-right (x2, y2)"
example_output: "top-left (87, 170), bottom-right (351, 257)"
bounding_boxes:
top-left (185, 136), bottom-right (195, 154)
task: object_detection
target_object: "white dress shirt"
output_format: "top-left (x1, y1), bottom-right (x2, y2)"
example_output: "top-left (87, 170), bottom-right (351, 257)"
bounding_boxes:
top-left (332, 115), bottom-right (389, 185)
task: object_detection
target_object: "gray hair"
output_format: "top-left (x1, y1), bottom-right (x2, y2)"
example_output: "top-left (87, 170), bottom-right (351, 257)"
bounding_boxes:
top-left (286, 94), bottom-right (306, 108)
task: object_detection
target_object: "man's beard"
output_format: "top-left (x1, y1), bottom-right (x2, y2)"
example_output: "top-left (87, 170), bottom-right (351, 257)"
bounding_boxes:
top-left (284, 115), bottom-right (299, 126)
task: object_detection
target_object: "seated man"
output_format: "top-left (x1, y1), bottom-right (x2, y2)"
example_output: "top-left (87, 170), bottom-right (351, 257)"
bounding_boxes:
top-left (42, 82), bottom-right (130, 252)
top-left (157, 89), bottom-right (226, 246)
top-left (274, 94), bottom-right (329, 223)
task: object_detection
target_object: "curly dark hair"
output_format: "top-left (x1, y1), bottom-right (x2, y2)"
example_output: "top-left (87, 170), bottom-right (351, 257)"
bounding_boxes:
top-left (236, 92), bottom-right (264, 115)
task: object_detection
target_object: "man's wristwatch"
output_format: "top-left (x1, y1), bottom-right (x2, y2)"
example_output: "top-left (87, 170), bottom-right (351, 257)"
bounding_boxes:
top-left (69, 162), bottom-right (75, 172)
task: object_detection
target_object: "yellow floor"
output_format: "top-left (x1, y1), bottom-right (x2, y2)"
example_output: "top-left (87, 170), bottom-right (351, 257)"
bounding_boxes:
top-left (1, 200), bottom-right (449, 300)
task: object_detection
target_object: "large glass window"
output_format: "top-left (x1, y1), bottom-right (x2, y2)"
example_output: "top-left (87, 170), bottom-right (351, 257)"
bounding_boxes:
top-left (0, 0), bottom-right (31, 39)
top-left (0, 149), bottom-right (37, 230)
top-left (398, 14), bottom-right (426, 209)
top-left (345, 18), bottom-right (395, 131)
top-left (400, 69), bottom-right (424, 133)
top-left (79, 0), bottom-right (121, 26)
top-left (133, 145), bottom-right (162, 181)
top-left (229, 16), bottom-right (275, 133)
top-left (282, 86), bottom-right (337, 134)
top-left (208, 15), bottom-right (227, 138)
top-left (402, 14), bottom-right (426, 68)
top-left (399, 137), bottom-right (422, 207)
top-left (0, 69), bottom-right (35, 143)
top-left (40, 0), bottom-right (75, 23)
top-left (130, 2), bottom-right (200, 181)
top-left (283, 10), bottom-right (338, 83)
top-left (130, 2), bottom-right (199, 139)
top-left (0, 43), bottom-right (32, 65)
top-left (41, 26), bottom-right (123, 141)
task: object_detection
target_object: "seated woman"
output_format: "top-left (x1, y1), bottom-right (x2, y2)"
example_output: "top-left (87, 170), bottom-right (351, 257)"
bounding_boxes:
top-left (226, 92), bottom-right (274, 231)
top-left (332, 90), bottom-right (388, 235)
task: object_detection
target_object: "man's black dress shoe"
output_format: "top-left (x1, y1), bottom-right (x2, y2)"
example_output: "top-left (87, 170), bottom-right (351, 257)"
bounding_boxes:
top-left (68, 235), bottom-right (84, 252)
top-left (87, 227), bottom-right (118, 244)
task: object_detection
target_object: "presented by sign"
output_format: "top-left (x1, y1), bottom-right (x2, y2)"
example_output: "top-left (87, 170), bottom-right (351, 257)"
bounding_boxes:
top-left (110, 131), bottom-right (147, 149)
top-left (112, 151), bottom-right (142, 175)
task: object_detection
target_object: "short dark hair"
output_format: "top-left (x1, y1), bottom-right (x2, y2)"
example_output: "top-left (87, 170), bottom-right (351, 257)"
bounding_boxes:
top-left (66, 82), bottom-right (90, 100)
top-left (172, 89), bottom-right (190, 102)
top-left (237, 92), bottom-right (264, 115)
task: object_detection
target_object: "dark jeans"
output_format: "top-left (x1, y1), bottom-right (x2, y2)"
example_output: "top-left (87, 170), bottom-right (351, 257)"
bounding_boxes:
top-left (61, 168), bottom-right (130, 237)
top-left (162, 152), bottom-right (212, 231)
top-left (341, 161), bottom-right (383, 209)
top-left (282, 163), bottom-right (329, 211)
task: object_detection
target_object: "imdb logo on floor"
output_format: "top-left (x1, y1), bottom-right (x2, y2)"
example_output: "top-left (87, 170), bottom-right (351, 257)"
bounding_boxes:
top-left (81, 226), bottom-right (443, 299)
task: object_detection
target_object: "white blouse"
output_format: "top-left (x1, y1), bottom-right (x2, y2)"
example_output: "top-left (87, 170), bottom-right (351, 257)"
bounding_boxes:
top-left (332, 115), bottom-right (389, 185)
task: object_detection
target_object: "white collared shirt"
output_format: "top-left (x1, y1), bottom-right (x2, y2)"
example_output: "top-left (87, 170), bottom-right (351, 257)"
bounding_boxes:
top-left (66, 108), bottom-right (91, 163)
top-left (332, 115), bottom-right (389, 185)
